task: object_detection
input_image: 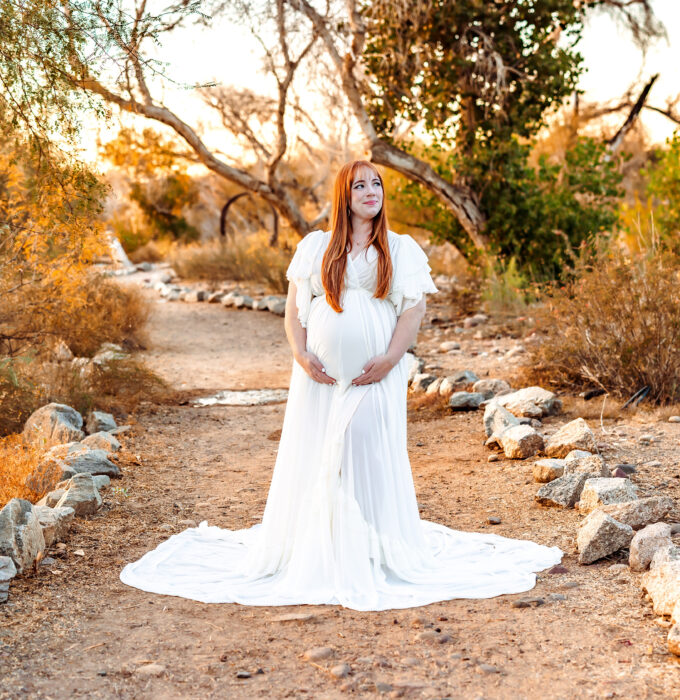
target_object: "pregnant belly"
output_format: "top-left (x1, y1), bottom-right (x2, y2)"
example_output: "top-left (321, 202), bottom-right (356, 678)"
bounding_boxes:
top-left (306, 290), bottom-right (395, 387)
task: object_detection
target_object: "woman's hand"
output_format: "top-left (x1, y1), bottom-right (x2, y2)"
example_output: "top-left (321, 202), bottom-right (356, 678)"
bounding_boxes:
top-left (296, 351), bottom-right (336, 385)
top-left (351, 354), bottom-right (395, 386)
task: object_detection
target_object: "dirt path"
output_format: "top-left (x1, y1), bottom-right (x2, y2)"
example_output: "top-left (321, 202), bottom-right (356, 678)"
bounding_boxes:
top-left (2, 280), bottom-right (680, 699)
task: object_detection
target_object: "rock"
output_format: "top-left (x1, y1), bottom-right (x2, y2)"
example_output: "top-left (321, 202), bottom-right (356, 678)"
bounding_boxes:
top-left (425, 377), bottom-right (443, 395)
top-left (32, 505), bottom-right (75, 547)
top-left (85, 410), bottom-right (117, 434)
top-left (330, 663), bottom-right (351, 678)
top-left (488, 454), bottom-right (499, 463)
top-left (472, 378), bottom-right (511, 400)
top-left (545, 418), bottom-right (597, 458)
top-left (23, 403), bottom-right (84, 449)
top-left (232, 294), bottom-right (254, 309)
top-left (586, 496), bottom-right (673, 530)
top-left (578, 478), bottom-right (639, 514)
top-left (221, 292), bottom-right (237, 307)
top-left (93, 475), bottom-right (111, 491)
top-left (207, 292), bottom-right (224, 303)
top-left (563, 455), bottom-right (609, 477)
top-left (511, 596), bottom-right (545, 608)
top-left (269, 299), bottom-right (286, 316)
top-left (449, 391), bottom-right (485, 411)
top-left (630, 523), bottom-right (673, 572)
top-left (39, 488), bottom-right (66, 508)
top-left (92, 344), bottom-right (128, 365)
top-left (577, 511), bottom-right (634, 564)
top-left (535, 473), bottom-right (590, 508)
top-left (495, 386), bottom-right (561, 418)
top-left (564, 450), bottom-right (593, 462)
top-left (235, 670), bottom-right (251, 679)
top-left (52, 448), bottom-right (120, 479)
top-left (614, 463), bottom-right (637, 475)
top-left (487, 516), bottom-right (501, 525)
top-left (669, 416), bottom-right (680, 424)
top-left (183, 290), bottom-right (206, 302)
top-left (0, 555), bottom-right (16, 603)
top-left (483, 401), bottom-right (520, 438)
top-left (55, 474), bottom-right (102, 516)
top-left (82, 431), bottom-right (121, 452)
top-left (641, 546), bottom-right (680, 617)
top-left (610, 467), bottom-right (629, 479)
top-left (499, 424), bottom-right (544, 459)
top-left (304, 647), bottom-right (333, 661)
top-left (179, 519), bottom-right (197, 528)
top-left (448, 369), bottom-right (479, 387)
top-left (135, 663), bottom-right (165, 677)
top-left (668, 624), bottom-right (680, 656)
top-left (532, 459), bottom-right (565, 483)
top-left (0, 499), bottom-right (46, 573)
top-left (439, 341), bottom-right (461, 352)
top-left (406, 353), bottom-right (425, 383)
top-left (411, 373), bottom-right (438, 392)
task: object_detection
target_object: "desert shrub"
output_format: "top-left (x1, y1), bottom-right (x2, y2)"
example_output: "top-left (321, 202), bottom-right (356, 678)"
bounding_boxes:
top-left (481, 257), bottom-right (537, 317)
top-left (128, 240), bottom-right (167, 264)
top-left (529, 243), bottom-right (680, 404)
top-left (170, 234), bottom-right (292, 293)
top-left (0, 434), bottom-right (44, 506)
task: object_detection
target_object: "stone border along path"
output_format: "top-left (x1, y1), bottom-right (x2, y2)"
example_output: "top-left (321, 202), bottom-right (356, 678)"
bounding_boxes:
top-left (0, 404), bottom-right (130, 606)
top-left (408, 367), bottom-right (680, 657)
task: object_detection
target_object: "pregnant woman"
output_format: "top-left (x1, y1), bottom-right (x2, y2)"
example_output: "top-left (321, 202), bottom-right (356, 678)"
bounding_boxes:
top-left (120, 160), bottom-right (562, 611)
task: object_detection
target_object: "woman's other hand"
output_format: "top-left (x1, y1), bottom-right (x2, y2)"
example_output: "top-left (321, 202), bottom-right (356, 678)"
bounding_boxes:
top-left (296, 351), bottom-right (336, 385)
top-left (351, 354), bottom-right (395, 386)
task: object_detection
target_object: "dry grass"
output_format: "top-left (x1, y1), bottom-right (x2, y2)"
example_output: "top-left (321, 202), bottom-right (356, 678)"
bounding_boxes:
top-left (128, 240), bottom-right (168, 264)
top-left (528, 246), bottom-right (680, 405)
top-left (0, 434), bottom-right (44, 506)
top-left (407, 391), bottom-right (451, 422)
top-left (170, 235), bottom-right (293, 293)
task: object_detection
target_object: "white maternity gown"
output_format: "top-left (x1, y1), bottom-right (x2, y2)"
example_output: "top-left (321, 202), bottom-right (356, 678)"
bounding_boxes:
top-left (120, 229), bottom-right (562, 611)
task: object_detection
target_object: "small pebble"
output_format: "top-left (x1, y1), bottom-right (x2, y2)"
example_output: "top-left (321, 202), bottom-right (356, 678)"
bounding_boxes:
top-left (487, 516), bottom-right (501, 525)
top-left (415, 630), bottom-right (440, 641)
top-left (561, 581), bottom-right (580, 589)
top-left (643, 460), bottom-right (662, 468)
top-left (547, 593), bottom-right (567, 602)
top-left (304, 647), bottom-right (333, 661)
top-left (547, 565), bottom-right (568, 575)
top-left (236, 670), bottom-right (251, 679)
top-left (135, 664), bottom-right (165, 677)
top-left (488, 454), bottom-right (499, 463)
top-left (668, 416), bottom-right (680, 423)
top-left (478, 663), bottom-right (502, 674)
top-left (511, 596), bottom-right (545, 608)
top-left (178, 519), bottom-right (197, 528)
top-left (330, 663), bottom-right (351, 678)
top-left (610, 467), bottom-right (629, 479)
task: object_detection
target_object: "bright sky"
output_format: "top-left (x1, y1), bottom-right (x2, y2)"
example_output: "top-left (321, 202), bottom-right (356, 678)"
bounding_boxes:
top-left (83, 0), bottom-right (680, 167)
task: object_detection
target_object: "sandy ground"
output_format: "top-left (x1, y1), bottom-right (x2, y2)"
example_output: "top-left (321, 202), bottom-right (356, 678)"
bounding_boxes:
top-left (2, 275), bottom-right (680, 699)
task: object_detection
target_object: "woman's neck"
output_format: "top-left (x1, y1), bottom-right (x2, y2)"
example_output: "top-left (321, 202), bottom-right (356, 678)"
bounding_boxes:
top-left (350, 217), bottom-right (373, 243)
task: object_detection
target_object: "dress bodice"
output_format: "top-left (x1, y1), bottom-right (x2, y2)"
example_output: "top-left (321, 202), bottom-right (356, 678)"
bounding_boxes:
top-left (287, 229), bottom-right (438, 328)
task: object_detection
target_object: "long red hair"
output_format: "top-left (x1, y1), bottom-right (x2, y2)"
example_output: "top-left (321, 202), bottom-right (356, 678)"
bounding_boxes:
top-left (321, 160), bottom-right (392, 312)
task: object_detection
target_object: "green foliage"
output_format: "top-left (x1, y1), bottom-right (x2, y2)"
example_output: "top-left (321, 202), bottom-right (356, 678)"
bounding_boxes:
top-left (481, 257), bottom-right (535, 316)
top-left (645, 130), bottom-right (680, 251)
top-left (363, 0), bottom-right (625, 276)
top-left (394, 137), bottom-right (623, 277)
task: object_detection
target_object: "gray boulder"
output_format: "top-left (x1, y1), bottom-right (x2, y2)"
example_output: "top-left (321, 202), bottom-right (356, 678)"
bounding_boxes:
top-left (269, 299), bottom-right (286, 316)
top-left (495, 386), bottom-right (561, 418)
top-left (532, 459), bottom-right (566, 483)
top-left (564, 450), bottom-right (593, 462)
top-left (0, 499), bottom-right (46, 573)
top-left (483, 402), bottom-right (520, 438)
top-left (577, 510), bottom-right (634, 564)
top-left (472, 379), bottom-right (511, 400)
top-left (22, 403), bottom-right (84, 449)
top-left (499, 424), bottom-right (544, 459)
top-left (406, 353), bottom-right (425, 384)
top-left (629, 523), bottom-right (673, 572)
top-left (563, 455), bottom-right (609, 478)
top-left (93, 475), bottom-right (111, 491)
top-left (535, 473), bottom-right (590, 508)
top-left (32, 505), bottom-right (75, 547)
top-left (81, 431), bottom-right (121, 452)
top-left (589, 496), bottom-right (674, 531)
top-left (55, 474), bottom-right (102, 516)
top-left (86, 410), bottom-right (117, 434)
top-left (545, 418), bottom-right (598, 458)
top-left (60, 448), bottom-right (120, 478)
top-left (411, 373), bottom-right (438, 392)
top-left (449, 392), bottom-right (485, 411)
top-left (578, 478), bottom-right (638, 514)
top-left (0, 556), bottom-right (17, 604)
top-left (641, 546), bottom-right (680, 617)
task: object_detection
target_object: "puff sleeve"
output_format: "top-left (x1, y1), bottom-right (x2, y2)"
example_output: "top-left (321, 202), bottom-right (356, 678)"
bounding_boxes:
top-left (286, 229), bottom-right (325, 328)
top-left (388, 234), bottom-right (438, 316)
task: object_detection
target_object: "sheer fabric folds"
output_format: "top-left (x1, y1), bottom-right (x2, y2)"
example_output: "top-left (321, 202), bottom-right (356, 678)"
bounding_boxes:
top-left (120, 230), bottom-right (562, 610)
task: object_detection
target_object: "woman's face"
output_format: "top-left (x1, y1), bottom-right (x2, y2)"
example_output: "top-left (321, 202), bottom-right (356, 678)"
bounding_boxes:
top-left (349, 166), bottom-right (383, 221)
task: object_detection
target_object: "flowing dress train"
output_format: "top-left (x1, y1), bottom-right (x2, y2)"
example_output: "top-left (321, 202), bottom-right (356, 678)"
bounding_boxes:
top-left (119, 230), bottom-right (562, 611)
